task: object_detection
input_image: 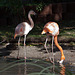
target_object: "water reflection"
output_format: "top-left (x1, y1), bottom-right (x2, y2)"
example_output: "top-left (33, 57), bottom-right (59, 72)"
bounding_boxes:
top-left (17, 64), bottom-right (21, 75)
top-left (0, 58), bottom-right (74, 75)
top-left (60, 64), bottom-right (66, 75)
top-left (48, 62), bottom-right (66, 75)
top-left (24, 64), bottom-right (27, 75)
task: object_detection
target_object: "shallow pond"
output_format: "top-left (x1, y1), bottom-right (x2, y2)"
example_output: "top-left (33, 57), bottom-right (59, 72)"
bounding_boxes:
top-left (0, 57), bottom-right (75, 75)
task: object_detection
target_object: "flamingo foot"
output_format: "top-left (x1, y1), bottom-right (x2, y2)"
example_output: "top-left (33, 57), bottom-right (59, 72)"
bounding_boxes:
top-left (24, 57), bottom-right (27, 59)
top-left (49, 57), bottom-right (54, 64)
top-left (24, 44), bottom-right (26, 46)
top-left (50, 58), bottom-right (54, 64)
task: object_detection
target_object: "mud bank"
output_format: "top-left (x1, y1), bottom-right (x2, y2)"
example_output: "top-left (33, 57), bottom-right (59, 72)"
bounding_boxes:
top-left (4, 44), bottom-right (75, 66)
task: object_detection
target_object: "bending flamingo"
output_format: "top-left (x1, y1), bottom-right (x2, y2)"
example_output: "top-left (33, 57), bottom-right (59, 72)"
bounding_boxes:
top-left (14, 10), bottom-right (36, 59)
top-left (41, 22), bottom-right (65, 64)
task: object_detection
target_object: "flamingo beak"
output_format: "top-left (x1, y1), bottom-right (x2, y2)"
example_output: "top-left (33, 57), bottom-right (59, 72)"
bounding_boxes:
top-left (41, 30), bottom-right (45, 34)
top-left (14, 34), bottom-right (17, 39)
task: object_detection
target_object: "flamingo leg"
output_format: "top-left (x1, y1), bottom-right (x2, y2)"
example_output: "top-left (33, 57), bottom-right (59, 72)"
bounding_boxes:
top-left (24, 35), bottom-right (27, 73)
top-left (24, 35), bottom-right (27, 63)
top-left (18, 36), bottom-right (21, 46)
top-left (52, 36), bottom-right (55, 64)
top-left (44, 35), bottom-right (49, 53)
top-left (54, 35), bottom-right (65, 64)
top-left (24, 35), bottom-right (26, 46)
top-left (17, 36), bottom-right (21, 59)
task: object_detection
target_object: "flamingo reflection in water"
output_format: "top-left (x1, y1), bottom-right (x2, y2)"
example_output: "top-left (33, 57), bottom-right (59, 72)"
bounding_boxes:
top-left (60, 64), bottom-right (66, 75)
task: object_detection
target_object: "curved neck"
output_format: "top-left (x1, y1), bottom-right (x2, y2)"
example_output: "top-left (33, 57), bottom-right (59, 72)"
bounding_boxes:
top-left (54, 36), bottom-right (64, 56)
top-left (28, 13), bottom-right (34, 28)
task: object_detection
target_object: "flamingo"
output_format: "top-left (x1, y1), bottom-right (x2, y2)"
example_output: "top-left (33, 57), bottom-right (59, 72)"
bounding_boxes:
top-left (14, 10), bottom-right (36, 59)
top-left (41, 22), bottom-right (65, 64)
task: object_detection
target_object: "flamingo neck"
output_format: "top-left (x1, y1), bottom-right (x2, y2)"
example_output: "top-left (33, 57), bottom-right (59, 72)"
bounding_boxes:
top-left (28, 13), bottom-right (34, 28)
top-left (54, 36), bottom-right (64, 56)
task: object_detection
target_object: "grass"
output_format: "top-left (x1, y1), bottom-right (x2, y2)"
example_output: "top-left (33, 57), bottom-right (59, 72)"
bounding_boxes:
top-left (0, 25), bottom-right (15, 42)
top-left (59, 28), bottom-right (75, 38)
top-left (0, 19), bottom-right (75, 44)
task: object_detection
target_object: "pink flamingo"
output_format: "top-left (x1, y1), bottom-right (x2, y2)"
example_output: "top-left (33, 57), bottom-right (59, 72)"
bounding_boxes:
top-left (41, 22), bottom-right (65, 64)
top-left (14, 10), bottom-right (36, 59)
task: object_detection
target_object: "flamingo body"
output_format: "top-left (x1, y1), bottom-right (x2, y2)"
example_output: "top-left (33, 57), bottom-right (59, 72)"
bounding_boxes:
top-left (41, 22), bottom-right (65, 64)
top-left (24, 22), bottom-right (32, 35)
top-left (14, 22), bottom-right (32, 38)
top-left (14, 10), bottom-right (36, 59)
top-left (14, 10), bottom-right (36, 39)
top-left (42, 22), bottom-right (59, 36)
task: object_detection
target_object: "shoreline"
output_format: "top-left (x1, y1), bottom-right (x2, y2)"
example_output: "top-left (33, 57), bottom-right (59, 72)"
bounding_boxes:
top-left (4, 45), bottom-right (75, 66)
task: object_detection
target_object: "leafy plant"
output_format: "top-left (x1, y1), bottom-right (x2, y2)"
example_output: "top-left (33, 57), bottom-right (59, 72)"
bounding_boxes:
top-left (36, 3), bottom-right (44, 11)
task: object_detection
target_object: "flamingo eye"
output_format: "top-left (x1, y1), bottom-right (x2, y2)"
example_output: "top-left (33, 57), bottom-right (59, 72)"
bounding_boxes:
top-left (46, 32), bottom-right (49, 34)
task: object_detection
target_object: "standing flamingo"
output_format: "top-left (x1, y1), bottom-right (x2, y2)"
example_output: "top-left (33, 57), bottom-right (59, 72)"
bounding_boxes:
top-left (41, 22), bottom-right (65, 64)
top-left (14, 10), bottom-right (36, 59)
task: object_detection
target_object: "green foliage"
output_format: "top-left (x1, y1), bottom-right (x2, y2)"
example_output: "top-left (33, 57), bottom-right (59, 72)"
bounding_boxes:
top-left (36, 3), bottom-right (44, 11)
top-left (0, 0), bottom-right (74, 15)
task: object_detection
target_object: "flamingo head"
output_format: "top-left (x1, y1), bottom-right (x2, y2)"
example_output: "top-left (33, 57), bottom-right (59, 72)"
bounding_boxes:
top-left (59, 60), bottom-right (64, 64)
top-left (29, 10), bottom-right (36, 15)
top-left (41, 27), bottom-right (50, 34)
top-left (59, 55), bottom-right (65, 64)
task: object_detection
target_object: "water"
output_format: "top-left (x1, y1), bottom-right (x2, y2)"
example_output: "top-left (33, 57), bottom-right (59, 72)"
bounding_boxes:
top-left (0, 57), bottom-right (74, 75)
